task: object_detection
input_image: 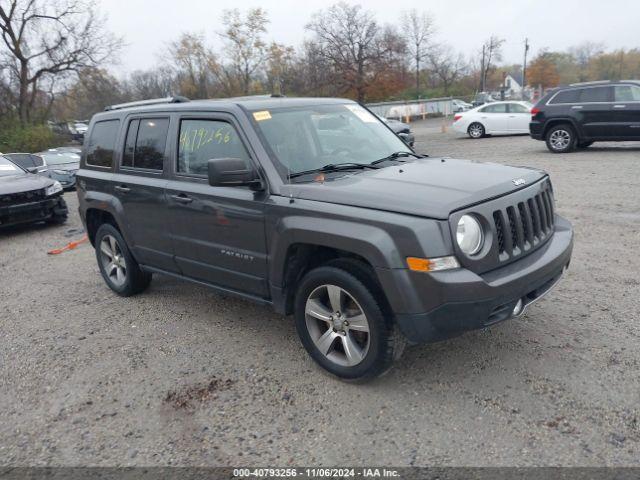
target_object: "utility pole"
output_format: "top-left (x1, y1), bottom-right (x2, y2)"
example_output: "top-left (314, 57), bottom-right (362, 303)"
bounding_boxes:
top-left (522, 38), bottom-right (530, 100)
top-left (480, 44), bottom-right (486, 92)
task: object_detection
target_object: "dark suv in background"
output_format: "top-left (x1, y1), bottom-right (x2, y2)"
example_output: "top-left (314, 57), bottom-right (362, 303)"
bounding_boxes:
top-left (530, 80), bottom-right (640, 153)
top-left (77, 96), bottom-right (573, 380)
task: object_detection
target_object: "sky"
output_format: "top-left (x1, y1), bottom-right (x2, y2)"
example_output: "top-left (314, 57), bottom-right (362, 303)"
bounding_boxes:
top-left (102, 0), bottom-right (639, 77)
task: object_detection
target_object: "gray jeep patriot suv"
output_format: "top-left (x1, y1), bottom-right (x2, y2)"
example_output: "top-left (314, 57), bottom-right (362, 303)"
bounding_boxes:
top-left (77, 96), bottom-right (573, 380)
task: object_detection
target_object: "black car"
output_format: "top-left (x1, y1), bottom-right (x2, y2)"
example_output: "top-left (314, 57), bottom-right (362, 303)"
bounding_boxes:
top-left (0, 155), bottom-right (68, 228)
top-left (530, 80), bottom-right (640, 153)
top-left (77, 96), bottom-right (572, 380)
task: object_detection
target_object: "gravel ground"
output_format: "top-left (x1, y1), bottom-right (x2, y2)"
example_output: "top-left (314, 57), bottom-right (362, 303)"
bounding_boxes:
top-left (1, 120), bottom-right (639, 467)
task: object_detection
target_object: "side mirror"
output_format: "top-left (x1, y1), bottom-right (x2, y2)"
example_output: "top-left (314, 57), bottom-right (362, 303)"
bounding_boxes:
top-left (26, 167), bottom-right (39, 174)
top-left (207, 158), bottom-right (262, 188)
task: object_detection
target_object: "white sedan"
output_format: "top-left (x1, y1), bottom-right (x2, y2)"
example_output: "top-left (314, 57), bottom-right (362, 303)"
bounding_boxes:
top-left (452, 101), bottom-right (533, 139)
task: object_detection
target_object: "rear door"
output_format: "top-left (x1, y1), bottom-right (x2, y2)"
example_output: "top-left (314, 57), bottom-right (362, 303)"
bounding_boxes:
top-left (611, 84), bottom-right (640, 139)
top-left (112, 115), bottom-right (177, 272)
top-left (577, 86), bottom-right (614, 138)
top-left (165, 113), bottom-right (269, 297)
top-left (507, 103), bottom-right (532, 132)
top-left (478, 103), bottom-right (509, 133)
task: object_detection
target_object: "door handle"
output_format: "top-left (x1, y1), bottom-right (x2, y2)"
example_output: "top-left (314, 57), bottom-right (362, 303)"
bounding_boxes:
top-left (572, 105), bottom-right (583, 109)
top-left (613, 105), bottom-right (627, 109)
top-left (170, 194), bottom-right (193, 204)
top-left (114, 185), bottom-right (130, 193)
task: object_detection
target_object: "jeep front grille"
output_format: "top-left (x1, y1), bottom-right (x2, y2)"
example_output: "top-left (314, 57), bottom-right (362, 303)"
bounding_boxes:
top-left (493, 187), bottom-right (555, 259)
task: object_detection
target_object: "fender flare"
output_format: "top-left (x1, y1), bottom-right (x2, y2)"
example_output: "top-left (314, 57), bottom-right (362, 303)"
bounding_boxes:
top-left (268, 215), bottom-right (404, 288)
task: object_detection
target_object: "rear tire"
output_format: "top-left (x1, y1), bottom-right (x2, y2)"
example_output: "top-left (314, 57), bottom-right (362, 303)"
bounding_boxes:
top-left (95, 223), bottom-right (152, 297)
top-left (294, 265), bottom-right (404, 381)
top-left (468, 122), bottom-right (485, 139)
top-left (546, 124), bottom-right (577, 153)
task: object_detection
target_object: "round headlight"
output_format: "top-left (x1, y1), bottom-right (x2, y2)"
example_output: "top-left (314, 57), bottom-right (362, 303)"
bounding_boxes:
top-left (456, 215), bottom-right (484, 255)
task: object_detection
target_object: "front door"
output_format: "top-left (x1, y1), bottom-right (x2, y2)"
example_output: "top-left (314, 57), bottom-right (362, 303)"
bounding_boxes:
top-left (611, 84), bottom-right (640, 139)
top-left (165, 114), bottom-right (269, 297)
top-left (113, 115), bottom-right (176, 272)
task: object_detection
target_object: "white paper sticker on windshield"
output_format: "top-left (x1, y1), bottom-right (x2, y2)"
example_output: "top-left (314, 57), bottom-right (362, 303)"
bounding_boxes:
top-left (253, 110), bottom-right (272, 121)
top-left (344, 104), bottom-right (377, 123)
top-left (0, 164), bottom-right (18, 171)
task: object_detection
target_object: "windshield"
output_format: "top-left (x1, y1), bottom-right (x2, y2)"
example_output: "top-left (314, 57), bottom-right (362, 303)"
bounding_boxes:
top-left (0, 156), bottom-right (24, 177)
top-left (39, 152), bottom-right (80, 166)
top-left (250, 103), bottom-right (412, 180)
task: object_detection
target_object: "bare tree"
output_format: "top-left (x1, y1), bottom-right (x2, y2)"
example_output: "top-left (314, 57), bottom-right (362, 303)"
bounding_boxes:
top-left (428, 46), bottom-right (467, 95)
top-left (219, 8), bottom-right (269, 96)
top-left (0, 0), bottom-right (122, 124)
top-left (266, 42), bottom-right (296, 95)
top-left (569, 41), bottom-right (605, 81)
top-left (167, 33), bottom-right (220, 99)
top-left (479, 36), bottom-right (505, 91)
top-left (307, 2), bottom-right (401, 103)
top-left (125, 67), bottom-right (175, 100)
top-left (400, 9), bottom-right (435, 98)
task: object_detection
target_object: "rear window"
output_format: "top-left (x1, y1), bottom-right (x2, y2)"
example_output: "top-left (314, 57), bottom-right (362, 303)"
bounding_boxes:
top-left (122, 118), bottom-right (169, 171)
top-left (86, 120), bottom-right (120, 168)
top-left (549, 89), bottom-right (581, 104)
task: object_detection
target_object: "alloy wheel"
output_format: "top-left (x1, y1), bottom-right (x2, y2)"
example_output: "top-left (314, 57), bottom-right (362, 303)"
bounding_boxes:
top-left (304, 284), bottom-right (371, 367)
top-left (469, 124), bottom-right (484, 138)
top-left (549, 129), bottom-right (571, 150)
top-left (99, 234), bottom-right (127, 287)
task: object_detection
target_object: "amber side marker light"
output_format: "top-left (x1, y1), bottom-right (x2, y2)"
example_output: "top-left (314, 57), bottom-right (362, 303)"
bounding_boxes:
top-left (406, 256), bottom-right (460, 272)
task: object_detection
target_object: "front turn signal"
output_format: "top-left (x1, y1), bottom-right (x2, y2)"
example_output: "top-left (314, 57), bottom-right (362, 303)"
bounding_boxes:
top-left (406, 256), bottom-right (460, 272)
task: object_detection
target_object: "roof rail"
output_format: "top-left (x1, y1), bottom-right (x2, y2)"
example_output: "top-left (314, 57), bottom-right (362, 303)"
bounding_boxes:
top-left (568, 80), bottom-right (613, 87)
top-left (104, 96), bottom-right (190, 111)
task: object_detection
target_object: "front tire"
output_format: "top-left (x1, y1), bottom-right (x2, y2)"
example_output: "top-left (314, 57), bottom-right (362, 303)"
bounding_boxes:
top-left (95, 224), bottom-right (151, 296)
top-left (294, 265), bottom-right (404, 381)
top-left (468, 122), bottom-right (485, 139)
top-left (546, 124), bottom-right (576, 153)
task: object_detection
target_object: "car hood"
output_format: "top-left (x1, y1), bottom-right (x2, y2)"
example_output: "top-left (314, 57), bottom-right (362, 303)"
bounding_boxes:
top-left (280, 158), bottom-right (546, 219)
top-left (0, 173), bottom-right (53, 195)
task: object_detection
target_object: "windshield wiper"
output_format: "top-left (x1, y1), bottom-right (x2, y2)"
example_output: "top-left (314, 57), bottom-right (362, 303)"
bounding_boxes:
top-left (371, 151), bottom-right (426, 165)
top-left (288, 162), bottom-right (379, 179)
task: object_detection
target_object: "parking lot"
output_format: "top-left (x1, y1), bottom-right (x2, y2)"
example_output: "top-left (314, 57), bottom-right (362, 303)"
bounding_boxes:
top-left (1, 118), bottom-right (639, 467)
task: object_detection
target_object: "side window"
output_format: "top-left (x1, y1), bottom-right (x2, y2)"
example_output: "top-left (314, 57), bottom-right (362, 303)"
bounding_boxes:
top-left (121, 118), bottom-right (168, 171)
top-left (550, 89), bottom-right (580, 104)
top-left (86, 120), bottom-right (120, 168)
top-left (579, 86), bottom-right (612, 103)
top-left (614, 85), bottom-right (640, 102)
top-left (508, 103), bottom-right (530, 114)
top-left (31, 155), bottom-right (45, 168)
top-left (481, 104), bottom-right (507, 113)
top-left (178, 119), bottom-right (250, 176)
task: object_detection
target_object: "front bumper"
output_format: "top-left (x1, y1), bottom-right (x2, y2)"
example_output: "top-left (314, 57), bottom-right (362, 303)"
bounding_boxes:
top-left (50, 171), bottom-right (77, 190)
top-left (386, 215), bottom-right (573, 344)
top-left (0, 195), bottom-right (67, 228)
